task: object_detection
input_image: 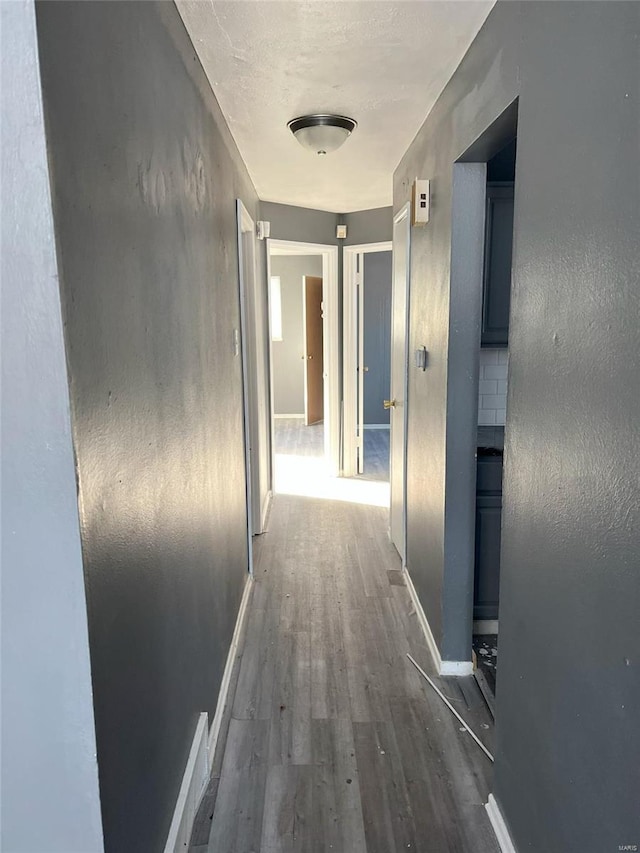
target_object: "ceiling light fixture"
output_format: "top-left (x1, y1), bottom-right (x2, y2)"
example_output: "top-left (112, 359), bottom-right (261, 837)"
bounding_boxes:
top-left (288, 114), bottom-right (357, 156)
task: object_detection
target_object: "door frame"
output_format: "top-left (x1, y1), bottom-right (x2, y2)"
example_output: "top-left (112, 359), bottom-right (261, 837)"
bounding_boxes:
top-left (342, 240), bottom-right (393, 478)
top-left (390, 204), bottom-right (411, 565)
top-left (237, 200), bottom-right (271, 560)
top-left (266, 239), bottom-right (340, 477)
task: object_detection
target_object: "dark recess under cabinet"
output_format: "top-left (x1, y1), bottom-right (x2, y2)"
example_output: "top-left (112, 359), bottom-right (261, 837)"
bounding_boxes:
top-left (474, 449), bottom-right (503, 621)
top-left (481, 182), bottom-right (514, 348)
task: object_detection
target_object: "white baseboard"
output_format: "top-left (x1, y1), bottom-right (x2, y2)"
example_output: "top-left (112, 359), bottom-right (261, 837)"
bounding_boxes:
top-left (403, 567), bottom-right (442, 672)
top-left (474, 619), bottom-right (499, 635)
top-left (208, 574), bottom-right (253, 758)
top-left (403, 567), bottom-right (473, 677)
top-left (261, 490), bottom-right (273, 532)
top-left (274, 413), bottom-right (304, 419)
top-left (441, 660), bottom-right (474, 676)
top-left (364, 423), bottom-right (390, 430)
top-left (163, 712), bottom-right (210, 853)
top-left (163, 574), bottom-right (253, 853)
top-left (486, 794), bottom-right (517, 853)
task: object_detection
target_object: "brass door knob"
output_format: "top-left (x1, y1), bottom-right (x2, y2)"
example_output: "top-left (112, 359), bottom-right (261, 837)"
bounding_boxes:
top-left (383, 399), bottom-right (396, 410)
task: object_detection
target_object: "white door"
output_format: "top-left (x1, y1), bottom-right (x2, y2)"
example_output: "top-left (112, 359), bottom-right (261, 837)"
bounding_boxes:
top-left (237, 200), bottom-right (270, 541)
top-left (389, 205), bottom-right (411, 562)
top-left (356, 254), bottom-right (365, 473)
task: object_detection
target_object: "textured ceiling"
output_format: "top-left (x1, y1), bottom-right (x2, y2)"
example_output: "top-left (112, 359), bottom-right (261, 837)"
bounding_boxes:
top-left (177, 1), bottom-right (494, 213)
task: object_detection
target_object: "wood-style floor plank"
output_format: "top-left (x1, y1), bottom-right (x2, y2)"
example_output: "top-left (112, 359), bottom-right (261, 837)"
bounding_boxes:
top-left (207, 719), bottom-right (269, 853)
top-left (191, 420), bottom-right (499, 853)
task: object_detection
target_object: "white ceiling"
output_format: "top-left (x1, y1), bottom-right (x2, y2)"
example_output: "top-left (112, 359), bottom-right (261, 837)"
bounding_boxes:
top-left (177, 1), bottom-right (494, 213)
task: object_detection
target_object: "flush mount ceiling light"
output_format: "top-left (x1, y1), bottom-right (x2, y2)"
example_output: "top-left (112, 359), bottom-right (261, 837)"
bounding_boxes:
top-left (288, 114), bottom-right (357, 156)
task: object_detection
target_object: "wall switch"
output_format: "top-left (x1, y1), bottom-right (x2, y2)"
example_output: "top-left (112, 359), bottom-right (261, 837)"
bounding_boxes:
top-left (336, 224), bottom-right (347, 239)
top-left (411, 179), bottom-right (430, 226)
top-left (233, 328), bottom-right (240, 356)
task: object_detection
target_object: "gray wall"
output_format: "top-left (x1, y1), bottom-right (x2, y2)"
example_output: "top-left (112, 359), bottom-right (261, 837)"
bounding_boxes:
top-left (394, 2), bottom-right (640, 850)
top-left (1, 3), bottom-right (104, 850)
top-left (363, 251), bottom-right (392, 425)
top-left (271, 255), bottom-right (322, 415)
top-left (261, 201), bottom-right (338, 245)
top-left (344, 206), bottom-right (393, 246)
top-left (35, 2), bottom-right (261, 850)
top-left (261, 202), bottom-right (392, 249)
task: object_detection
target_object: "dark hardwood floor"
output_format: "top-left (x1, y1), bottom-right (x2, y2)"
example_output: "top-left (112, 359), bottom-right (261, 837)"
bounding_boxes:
top-left (190, 420), bottom-right (497, 853)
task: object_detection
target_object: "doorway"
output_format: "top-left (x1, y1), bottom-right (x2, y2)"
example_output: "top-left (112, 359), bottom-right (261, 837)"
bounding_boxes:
top-left (452, 101), bottom-right (518, 707)
top-left (342, 240), bottom-right (393, 481)
top-left (267, 240), bottom-right (340, 492)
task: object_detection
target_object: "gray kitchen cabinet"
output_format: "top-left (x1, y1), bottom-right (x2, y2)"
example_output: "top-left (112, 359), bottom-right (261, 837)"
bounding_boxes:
top-left (481, 182), bottom-right (514, 347)
top-left (474, 452), bottom-right (503, 621)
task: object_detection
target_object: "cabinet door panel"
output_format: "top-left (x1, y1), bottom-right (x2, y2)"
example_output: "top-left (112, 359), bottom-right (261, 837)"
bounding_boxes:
top-left (474, 495), bottom-right (502, 621)
top-left (481, 183), bottom-right (514, 347)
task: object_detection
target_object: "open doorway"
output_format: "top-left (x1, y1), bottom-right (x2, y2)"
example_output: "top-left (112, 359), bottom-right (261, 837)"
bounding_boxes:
top-left (453, 102), bottom-right (518, 710)
top-left (267, 240), bottom-right (339, 495)
top-left (343, 241), bottom-right (393, 482)
top-left (473, 135), bottom-right (516, 707)
top-left (269, 254), bottom-right (324, 473)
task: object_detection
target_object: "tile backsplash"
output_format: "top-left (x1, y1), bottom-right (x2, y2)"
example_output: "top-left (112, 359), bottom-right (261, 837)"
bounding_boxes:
top-left (478, 348), bottom-right (508, 426)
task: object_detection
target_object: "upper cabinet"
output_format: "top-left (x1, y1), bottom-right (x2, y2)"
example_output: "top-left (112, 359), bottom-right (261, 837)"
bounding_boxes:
top-left (481, 182), bottom-right (514, 347)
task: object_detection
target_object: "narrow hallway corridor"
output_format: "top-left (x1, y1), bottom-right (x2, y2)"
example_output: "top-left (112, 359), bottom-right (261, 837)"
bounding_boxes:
top-left (190, 425), bottom-right (498, 852)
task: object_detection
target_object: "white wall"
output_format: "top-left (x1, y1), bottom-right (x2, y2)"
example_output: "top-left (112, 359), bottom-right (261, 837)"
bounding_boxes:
top-left (0, 3), bottom-right (104, 850)
top-left (478, 348), bottom-right (508, 425)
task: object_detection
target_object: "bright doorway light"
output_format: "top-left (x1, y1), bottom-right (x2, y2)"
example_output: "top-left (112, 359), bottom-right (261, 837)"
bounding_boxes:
top-left (270, 276), bottom-right (283, 341)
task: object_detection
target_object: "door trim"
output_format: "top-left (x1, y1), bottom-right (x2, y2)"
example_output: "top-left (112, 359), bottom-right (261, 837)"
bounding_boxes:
top-left (391, 204), bottom-right (411, 565)
top-left (267, 239), bottom-right (340, 477)
top-left (342, 241), bottom-right (393, 477)
top-left (237, 200), bottom-right (271, 556)
top-left (237, 201), bottom-right (255, 572)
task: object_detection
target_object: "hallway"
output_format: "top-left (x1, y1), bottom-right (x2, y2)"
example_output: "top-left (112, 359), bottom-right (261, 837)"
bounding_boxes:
top-left (190, 463), bottom-right (498, 851)
top-left (8, 3), bottom-right (638, 851)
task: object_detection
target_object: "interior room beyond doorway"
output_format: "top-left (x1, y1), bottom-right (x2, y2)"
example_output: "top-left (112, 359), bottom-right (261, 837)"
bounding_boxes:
top-left (270, 253), bottom-right (324, 427)
top-left (267, 239), bottom-right (340, 485)
top-left (343, 241), bottom-right (393, 483)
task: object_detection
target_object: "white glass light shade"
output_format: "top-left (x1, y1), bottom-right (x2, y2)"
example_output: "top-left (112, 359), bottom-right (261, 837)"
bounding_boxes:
top-left (288, 115), bottom-right (357, 156)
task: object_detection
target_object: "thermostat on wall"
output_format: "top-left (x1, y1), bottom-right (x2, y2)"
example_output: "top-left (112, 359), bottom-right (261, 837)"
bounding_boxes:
top-left (412, 179), bottom-right (430, 226)
top-left (415, 346), bottom-right (428, 370)
top-left (256, 220), bottom-right (270, 240)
